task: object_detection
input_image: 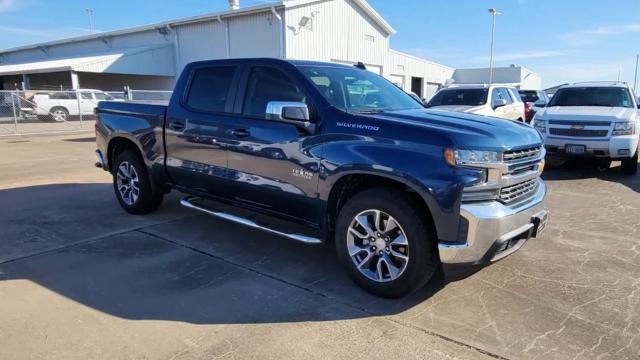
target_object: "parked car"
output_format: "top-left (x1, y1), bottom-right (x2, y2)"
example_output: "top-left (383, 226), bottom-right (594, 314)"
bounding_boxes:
top-left (23, 89), bottom-right (120, 122)
top-left (95, 58), bottom-right (548, 298)
top-left (519, 89), bottom-right (549, 123)
top-left (425, 84), bottom-right (525, 121)
top-left (532, 81), bottom-right (639, 174)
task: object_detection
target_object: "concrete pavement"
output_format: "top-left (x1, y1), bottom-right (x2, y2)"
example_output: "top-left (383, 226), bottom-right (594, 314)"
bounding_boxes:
top-left (0, 134), bottom-right (638, 359)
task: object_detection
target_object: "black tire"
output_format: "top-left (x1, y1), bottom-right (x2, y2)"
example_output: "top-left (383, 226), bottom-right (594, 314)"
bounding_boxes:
top-left (335, 187), bottom-right (439, 298)
top-left (112, 149), bottom-right (163, 214)
top-left (621, 150), bottom-right (638, 175)
top-left (48, 107), bottom-right (69, 122)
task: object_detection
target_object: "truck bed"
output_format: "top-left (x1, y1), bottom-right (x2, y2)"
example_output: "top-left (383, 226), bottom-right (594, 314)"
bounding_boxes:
top-left (97, 100), bottom-right (167, 118)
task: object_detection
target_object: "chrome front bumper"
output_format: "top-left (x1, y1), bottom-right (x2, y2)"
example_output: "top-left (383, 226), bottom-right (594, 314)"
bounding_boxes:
top-left (438, 178), bottom-right (548, 265)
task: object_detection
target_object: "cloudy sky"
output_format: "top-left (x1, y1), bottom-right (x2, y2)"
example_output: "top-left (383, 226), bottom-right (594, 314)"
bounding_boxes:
top-left (0, 0), bottom-right (638, 88)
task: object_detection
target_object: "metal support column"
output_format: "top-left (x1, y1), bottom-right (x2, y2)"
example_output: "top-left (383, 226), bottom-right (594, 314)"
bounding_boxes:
top-left (11, 91), bottom-right (18, 135)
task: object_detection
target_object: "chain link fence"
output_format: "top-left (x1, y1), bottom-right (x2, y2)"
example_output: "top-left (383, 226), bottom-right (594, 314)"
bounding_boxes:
top-left (0, 89), bottom-right (173, 136)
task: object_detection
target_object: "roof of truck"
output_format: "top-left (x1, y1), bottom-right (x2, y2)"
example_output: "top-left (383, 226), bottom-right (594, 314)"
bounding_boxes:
top-left (564, 81), bottom-right (629, 88)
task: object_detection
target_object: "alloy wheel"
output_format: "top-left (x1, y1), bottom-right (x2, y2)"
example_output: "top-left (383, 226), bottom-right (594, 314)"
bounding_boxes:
top-left (346, 209), bottom-right (409, 282)
top-left (116, 161), bottom-right (140, 206)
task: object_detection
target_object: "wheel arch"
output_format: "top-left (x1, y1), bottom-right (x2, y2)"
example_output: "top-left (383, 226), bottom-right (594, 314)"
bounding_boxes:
top-left (324, 171), bottom-right (440, 242)
top-left (107, 135), bottom-right (144, 173)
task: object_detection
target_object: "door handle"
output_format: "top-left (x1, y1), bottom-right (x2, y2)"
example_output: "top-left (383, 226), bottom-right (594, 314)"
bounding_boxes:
top-left (230, 129), bottom-right (251, 138)
top-left (169, 120), bottom-right (185, 131)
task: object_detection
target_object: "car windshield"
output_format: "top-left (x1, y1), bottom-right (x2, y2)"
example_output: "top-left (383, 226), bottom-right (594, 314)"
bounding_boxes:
top-left (548, 87), bottom-right (634, 108)
top-left (519, 91), bottom-right (539, 103)
top-left (299, 66), bottom-right (422, 113)
top-left (427, 88), bottom-right (488, 106)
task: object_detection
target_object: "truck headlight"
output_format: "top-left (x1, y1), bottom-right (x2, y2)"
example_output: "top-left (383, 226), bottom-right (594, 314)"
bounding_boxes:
top-left (444, 149), bottom-right (501, 166)
top-left (533, 119), bottom-right (547, 134)
top-left (612, 122), bottom-right (635, 136)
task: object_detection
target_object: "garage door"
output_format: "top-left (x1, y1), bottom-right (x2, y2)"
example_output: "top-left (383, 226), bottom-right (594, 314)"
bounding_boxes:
top-left (425, 82), bottom-right (442, 101)
top-left (389, 74), bottom-right (405, 89)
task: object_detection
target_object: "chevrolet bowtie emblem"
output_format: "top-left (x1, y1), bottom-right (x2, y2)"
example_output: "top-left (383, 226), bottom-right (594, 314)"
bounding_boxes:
top-left (571, 124), bottom-right (585, 130)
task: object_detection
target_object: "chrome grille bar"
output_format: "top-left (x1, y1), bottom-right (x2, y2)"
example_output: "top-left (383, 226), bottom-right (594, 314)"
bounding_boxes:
top-left (503, 146), bottom-right (542, 162)
top-left (500, 178), bottom-right (539, 204)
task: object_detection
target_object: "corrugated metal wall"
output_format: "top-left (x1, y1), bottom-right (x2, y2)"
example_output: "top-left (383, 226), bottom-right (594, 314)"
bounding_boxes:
top-left (175, 20), bottom-right (227, 72)
top-left (229, 11), bottom-right (282, 58)
top-left (285, 0), bottom-right (389, 65)
top-left (284, 0), bottom-right (454, 94)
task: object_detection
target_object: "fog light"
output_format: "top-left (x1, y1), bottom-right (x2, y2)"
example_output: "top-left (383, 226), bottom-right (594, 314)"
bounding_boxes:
top-left (618, 149), bottom-right (630, 156)
top-left (538, 160), bottom-right (545, 173)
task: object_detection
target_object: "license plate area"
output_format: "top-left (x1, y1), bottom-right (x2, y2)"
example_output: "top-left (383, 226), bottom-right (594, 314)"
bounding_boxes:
top-left (565, 144), bottom-right (586, 154)
top-left (531, 211), bottom-right (549, 237)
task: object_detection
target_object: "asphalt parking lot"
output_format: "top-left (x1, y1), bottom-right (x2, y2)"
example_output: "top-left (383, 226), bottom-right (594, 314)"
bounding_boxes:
top-left (0, 134), bottom-right (638, 360)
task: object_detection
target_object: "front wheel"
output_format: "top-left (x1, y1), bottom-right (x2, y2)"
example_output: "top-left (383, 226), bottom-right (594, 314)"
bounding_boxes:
top-left (335, 188), bottom-right (438, 298)
top-left (112, 149), bottom-right (163, 214)
top-left (620, 149), bottom-right (638, 175)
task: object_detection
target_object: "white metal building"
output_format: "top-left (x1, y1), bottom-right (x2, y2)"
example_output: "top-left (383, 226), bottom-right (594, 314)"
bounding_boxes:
top-left (0, 0), bottom-right (454, 98)
top-left (452, 65), bottom-right (542, 90)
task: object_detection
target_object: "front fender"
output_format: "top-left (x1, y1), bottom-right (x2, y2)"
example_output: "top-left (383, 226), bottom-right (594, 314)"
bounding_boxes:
top-left (318, 139), bottom-right (477, 243)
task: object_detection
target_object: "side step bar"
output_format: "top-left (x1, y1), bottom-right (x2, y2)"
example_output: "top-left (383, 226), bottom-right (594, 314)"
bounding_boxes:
top-left (180, 196), bottom-right (322, 244)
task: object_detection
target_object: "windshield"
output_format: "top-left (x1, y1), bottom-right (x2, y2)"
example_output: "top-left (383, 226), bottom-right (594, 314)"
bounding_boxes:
top-left (518, 91), bottom-right (540, 103)
top-left (299, 66), bottom-right (422, 113)
top-left (549, 87), bottom-right (634, 108)
top-left (427, 88), bottom-right (488, 106)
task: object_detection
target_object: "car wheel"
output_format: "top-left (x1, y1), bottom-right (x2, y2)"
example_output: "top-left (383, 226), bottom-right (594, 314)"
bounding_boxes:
top-left (48, 107), bottom-right (69, 122)
top-left (112, 149), bottom-right (163, 214)
top-left (621, 150), bottom-right (638, 175)
top-left (335, 187), bottom-right (438, 298)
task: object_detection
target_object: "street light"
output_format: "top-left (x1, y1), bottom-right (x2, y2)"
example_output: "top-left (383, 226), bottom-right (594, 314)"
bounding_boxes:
top-left (488, 8), bottom-right (501, 85)
top-left (84, 8), bottom-right (95, 34)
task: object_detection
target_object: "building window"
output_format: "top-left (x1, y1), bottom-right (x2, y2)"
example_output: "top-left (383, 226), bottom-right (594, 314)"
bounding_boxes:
top-left (396, 65), bottom-right (405, 72)
top-left (365, 34), bottom-right (375, 42)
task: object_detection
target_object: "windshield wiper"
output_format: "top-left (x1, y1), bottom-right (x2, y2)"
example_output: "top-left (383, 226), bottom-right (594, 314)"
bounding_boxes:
top-left (352, 109), bottom-right (385, 115)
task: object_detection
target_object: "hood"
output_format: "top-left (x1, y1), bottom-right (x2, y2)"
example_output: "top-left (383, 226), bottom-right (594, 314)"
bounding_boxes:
top-left (370, 108), bottom-right (542, 151)
top-left (539, 106), bottom-right (637, 121)
top-left (427, 105), bottom-right (483, 113)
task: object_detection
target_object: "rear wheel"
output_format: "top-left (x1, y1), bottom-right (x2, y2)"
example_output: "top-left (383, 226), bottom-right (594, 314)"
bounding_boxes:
top-left (621, 149), bottom-right (638, 175)
top-left (48, 107), bottom-right (69, 122)
top-left (335, 188), bottom-right (438, 298)
top-left (112, 149), bottom-right (163, 214)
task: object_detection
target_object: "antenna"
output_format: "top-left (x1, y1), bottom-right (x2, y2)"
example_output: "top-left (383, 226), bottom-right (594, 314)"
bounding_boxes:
top-left (84, 8), bottom-right (95, 34)
top-left (354, 62), bottom-right (367, 70)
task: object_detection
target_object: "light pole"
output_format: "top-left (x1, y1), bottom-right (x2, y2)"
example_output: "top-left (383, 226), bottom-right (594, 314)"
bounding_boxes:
top-left (634, 53), bottom-right (639, 96)
top-left (84, 8), bottom-right (95, 34)
top-left (488, 8), bottom-right (500, 85)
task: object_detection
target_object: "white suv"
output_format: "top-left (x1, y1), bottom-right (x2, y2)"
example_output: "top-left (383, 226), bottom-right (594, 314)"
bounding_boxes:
top-left (425, 84), bottom-right (525, 121)
top-left (532, 82), bottom-right (639, 174)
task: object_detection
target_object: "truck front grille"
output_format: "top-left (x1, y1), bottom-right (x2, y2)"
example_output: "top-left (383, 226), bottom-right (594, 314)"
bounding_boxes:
top-left (503, 146), bottom-right (542, 162)
top-left (549, 128), bottom-right (608, 137)
top-left (500, 178), bottom-right (539, 204)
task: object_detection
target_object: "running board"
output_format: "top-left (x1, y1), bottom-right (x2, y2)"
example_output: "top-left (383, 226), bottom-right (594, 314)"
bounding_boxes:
top-left (180, 196), bottom-right (322, 244)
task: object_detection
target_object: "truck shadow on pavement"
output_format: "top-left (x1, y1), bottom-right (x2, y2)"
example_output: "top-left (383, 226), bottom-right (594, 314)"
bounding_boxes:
top-left (0, 183), bottom-right (457, 325)
top-left (542, 158), bottom-right (639, 193)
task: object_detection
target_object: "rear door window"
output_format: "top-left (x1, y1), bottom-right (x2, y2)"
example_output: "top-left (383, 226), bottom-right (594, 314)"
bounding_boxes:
top-left (186, 66), bottom-right (237, 113)
top-left (497, 88), bottom-right (514, 104)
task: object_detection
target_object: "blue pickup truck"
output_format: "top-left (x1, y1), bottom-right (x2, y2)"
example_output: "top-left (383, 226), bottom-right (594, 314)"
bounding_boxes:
top-left (95, 58), bottom-right (548, 297)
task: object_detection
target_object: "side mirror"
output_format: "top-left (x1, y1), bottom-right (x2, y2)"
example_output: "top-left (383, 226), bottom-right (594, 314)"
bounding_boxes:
top-left (266, 101), bottom-right (315, 133)
top-left (492, 98), bottom-right (507, 109)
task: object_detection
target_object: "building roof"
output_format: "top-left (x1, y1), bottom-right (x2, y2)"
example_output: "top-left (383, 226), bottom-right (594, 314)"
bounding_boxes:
top-left (0, 0), bottom-right (396, 55)
top-left (0, 46), bottom-right (175, 76)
